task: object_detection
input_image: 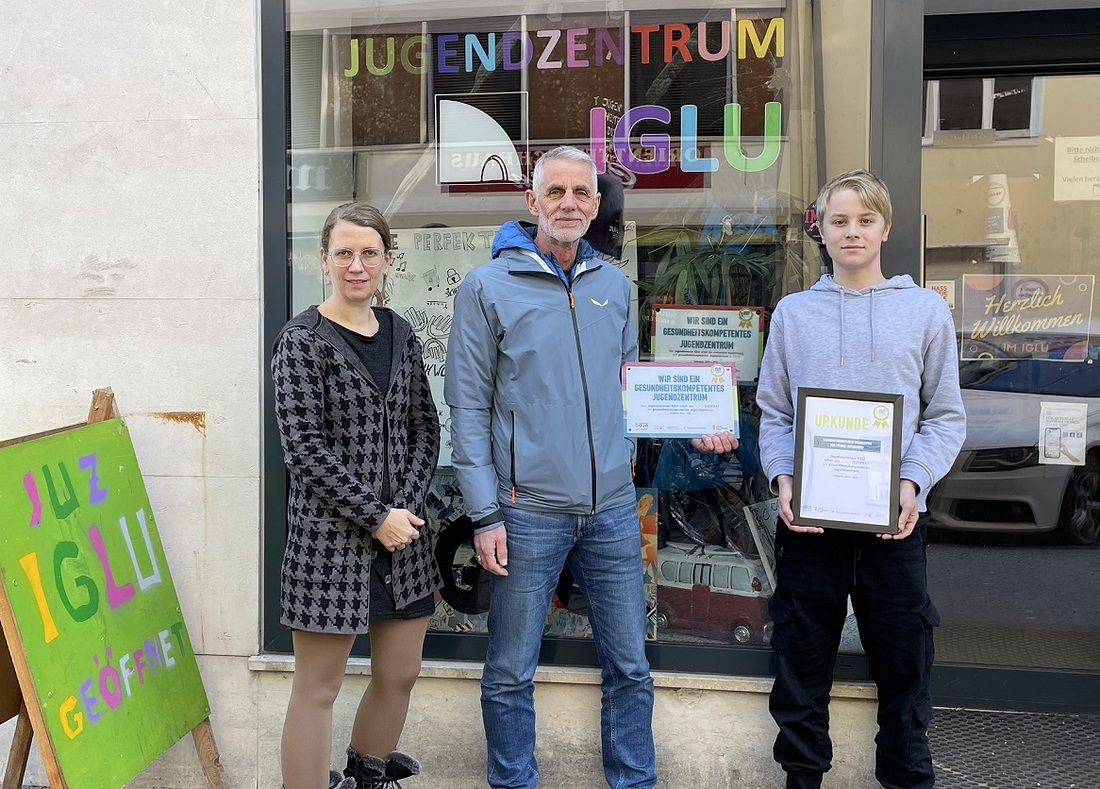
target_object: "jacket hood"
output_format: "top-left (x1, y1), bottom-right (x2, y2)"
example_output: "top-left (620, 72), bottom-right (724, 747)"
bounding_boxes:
top-left (810, 274), bottom-right (920, 366)
top-left (491, 220), bottom-right (598, 268)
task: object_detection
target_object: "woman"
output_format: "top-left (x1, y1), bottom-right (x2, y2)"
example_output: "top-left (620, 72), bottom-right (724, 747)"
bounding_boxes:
top-left (273, 202), bottom-right (441, 789)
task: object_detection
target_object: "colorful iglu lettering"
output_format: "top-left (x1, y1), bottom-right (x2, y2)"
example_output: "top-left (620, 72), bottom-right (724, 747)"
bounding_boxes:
top-left (59, 696), bottom-right (83, 739)
top-left (79, 678), bottom-right (101, 724)
top-left (119, 509), bottom-right (162, 591)
top-left (143, 636), bottom-right (162, 676)
top-left (87, 525), bottom-right (136, 608)
top-left (42, 462), bottom-right (79, 520)
top-left (54, 541), bottom-right (100, 622)
top-left (160, 627), bottom-right (177, 668)
top-left (23, 470), bottom-right (43, 526)
top-left (78, 453), bottom-right (109, 505)
top-left (18, 552), bottom-right (59, 643)
top-left (119, 652), bottom-right (136, 697)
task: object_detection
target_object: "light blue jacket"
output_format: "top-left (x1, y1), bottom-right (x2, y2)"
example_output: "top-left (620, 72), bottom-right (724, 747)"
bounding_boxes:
top-left (757, 273), bottom-right (966, 512)
top-left (444, 221), bottom-right (639, 529)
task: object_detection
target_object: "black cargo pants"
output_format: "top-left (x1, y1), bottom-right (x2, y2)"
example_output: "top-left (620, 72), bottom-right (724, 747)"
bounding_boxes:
top-left (767, 516), bottom-right (939, 789)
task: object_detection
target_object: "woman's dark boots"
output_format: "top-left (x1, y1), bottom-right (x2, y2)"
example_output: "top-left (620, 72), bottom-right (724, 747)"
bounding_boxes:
top-left (329, 769), bottom-right (357, 789)
top-left (384, 751), bottom-right (421, 783)
top-left (344, 747), bottom-right (420, 788)
top-left (280, 769), bottom-right (355, 789)
top-left (344, 749), bottom-right (387, 787)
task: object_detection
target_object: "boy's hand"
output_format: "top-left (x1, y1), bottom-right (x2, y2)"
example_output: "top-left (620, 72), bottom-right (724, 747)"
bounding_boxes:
top-left (880, 480), bottom-right (919, 540)
top-left (691, 432), bottom-right (739, 454)
top-left (777, 475), bottom-right (824, 534)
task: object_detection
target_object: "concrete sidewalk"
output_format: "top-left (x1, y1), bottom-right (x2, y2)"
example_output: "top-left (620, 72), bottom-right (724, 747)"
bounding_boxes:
top-left (5, 703), bottom-right (1097, 787)
top-left (930, 708), bottom-right (1099, 789)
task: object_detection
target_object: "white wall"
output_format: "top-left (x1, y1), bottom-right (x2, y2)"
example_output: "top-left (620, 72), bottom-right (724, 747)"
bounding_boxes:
top-left (0, 0), bottom-right (262, 782)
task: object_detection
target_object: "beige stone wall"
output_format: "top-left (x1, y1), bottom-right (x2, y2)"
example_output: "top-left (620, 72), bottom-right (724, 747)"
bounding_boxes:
top-left (817, 0), bottom-right (873, 177)
top-left (0, 0), bottom-right (262, 782)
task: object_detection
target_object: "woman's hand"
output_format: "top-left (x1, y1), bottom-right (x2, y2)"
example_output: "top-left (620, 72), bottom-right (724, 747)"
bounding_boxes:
top-left (376, 508), bottom-right (424, 551)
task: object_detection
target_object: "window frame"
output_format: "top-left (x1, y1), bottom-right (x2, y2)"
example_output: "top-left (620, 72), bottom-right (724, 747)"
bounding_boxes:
top-left (261, 0), bottom-right (924, 689)
top-left (921, 76), bottom-right (1043, 146)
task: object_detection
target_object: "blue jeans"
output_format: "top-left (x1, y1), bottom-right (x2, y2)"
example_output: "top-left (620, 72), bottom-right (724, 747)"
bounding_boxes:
top-left (481, 503), bottom-right (656, 789)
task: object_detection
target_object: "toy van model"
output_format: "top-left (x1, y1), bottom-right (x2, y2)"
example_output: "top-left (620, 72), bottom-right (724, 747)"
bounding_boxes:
top-left (655, 541), bottom-right (772, 645)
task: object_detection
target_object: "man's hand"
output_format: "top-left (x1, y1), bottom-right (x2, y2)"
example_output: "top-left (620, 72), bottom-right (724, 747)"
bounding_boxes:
top-left (880, 480), bottom-right (920, 540)
top-left (777, 474), bottom-right (823, 534)
top-left (691, 432), bottom-right (739, 454)
top-left (474, 524), bottom-right (509, 576)
top-left (376, 508), bottom-right (424, 551)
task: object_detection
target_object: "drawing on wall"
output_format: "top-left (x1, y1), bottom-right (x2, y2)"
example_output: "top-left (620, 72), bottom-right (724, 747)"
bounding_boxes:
top-left (386, 227), bottom-right (498, 466)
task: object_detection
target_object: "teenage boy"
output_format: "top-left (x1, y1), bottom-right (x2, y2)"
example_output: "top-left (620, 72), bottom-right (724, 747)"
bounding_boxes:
top-left (758, 169), bottom-right (965, 789)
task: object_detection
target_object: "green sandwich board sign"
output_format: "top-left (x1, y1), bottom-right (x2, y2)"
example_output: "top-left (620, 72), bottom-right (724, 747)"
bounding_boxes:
top-left (0, 413), bottom-right (212, 788)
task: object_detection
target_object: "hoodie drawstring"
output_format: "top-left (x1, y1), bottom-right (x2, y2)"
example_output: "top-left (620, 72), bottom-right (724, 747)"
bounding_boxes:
top-left (837, 286), bottom-right (878, 365)
top-left (870, 289), bottom-right (876, 363)
top-left (839, 290), bottom-right (846, 366)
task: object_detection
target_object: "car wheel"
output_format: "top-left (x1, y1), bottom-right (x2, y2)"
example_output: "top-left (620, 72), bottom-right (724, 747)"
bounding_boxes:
top-left (1057, 453), bottom-right (1100, 546)
top-left (654, 608), bottom-right (670, 631)
top-left (732, 623), bottom-right (753, 644)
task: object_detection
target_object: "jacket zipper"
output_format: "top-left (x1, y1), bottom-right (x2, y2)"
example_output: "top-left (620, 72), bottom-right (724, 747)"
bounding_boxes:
top-left (509, 416), bottom-right (517, 503)
top-left (567, 287), bottom-right (599, 513)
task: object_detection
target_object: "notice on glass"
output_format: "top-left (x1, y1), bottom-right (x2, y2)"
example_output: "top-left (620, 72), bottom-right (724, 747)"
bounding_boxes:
top-left (1039, 401), bottom-right (1088, 466)
top-left (652, 305), bottom-right (763, 382)
top-left (793, 388), bottom-right (903, 534)
top-left (622, 362), bottom-right (739, 438)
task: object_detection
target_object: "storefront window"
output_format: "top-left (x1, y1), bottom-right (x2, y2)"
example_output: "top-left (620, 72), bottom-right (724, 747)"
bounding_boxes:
top-left (283, 0), bottom-right (818, 660)
top-left (922, 72), bottom-right (1100, 673)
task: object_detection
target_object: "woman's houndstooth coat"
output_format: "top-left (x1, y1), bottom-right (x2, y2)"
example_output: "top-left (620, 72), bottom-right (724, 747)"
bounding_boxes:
top-left (272, 306), bottom-right (441, 633)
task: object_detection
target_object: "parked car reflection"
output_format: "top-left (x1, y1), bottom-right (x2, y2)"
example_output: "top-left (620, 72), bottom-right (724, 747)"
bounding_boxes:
top-left (927, 352), bottom-right (1100, 545)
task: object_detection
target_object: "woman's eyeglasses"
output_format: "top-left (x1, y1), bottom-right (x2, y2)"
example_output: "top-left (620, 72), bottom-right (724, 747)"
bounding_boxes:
top-left (327, 248), bottom-right (387, 268)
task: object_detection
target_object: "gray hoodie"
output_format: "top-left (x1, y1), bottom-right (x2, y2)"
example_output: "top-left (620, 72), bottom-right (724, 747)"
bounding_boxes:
top-left (757, 273), bottom-right (965, 511)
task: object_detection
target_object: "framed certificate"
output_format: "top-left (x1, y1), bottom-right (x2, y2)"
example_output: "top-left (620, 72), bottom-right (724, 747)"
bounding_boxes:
top-left (793, 388), bottom-right (904, 534)
top-left (622, 362), bottom-right (739, 438)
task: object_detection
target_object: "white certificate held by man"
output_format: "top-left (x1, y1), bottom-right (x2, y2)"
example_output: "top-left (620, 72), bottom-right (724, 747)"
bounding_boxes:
top-left (793, 388), bottom-right (903, 534)
top-left (622, 362), bottom-right (739, 438)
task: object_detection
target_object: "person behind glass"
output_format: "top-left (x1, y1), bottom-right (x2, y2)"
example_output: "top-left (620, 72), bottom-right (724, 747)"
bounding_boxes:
top-left (444, 146), bottom-right (657, 789)
top-left (272, 203), bottom-right (441, 789)
top-left (705, 170), bottom-right (965, 788)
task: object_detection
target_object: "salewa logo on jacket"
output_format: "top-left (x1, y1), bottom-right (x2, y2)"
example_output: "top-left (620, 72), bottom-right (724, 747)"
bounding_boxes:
top-left (590, 298), bottom-right (609, 308)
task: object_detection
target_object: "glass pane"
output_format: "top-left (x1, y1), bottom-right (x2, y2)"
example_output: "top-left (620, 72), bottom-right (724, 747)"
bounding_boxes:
top-left (937, 77), bottom-right (984, 131)
top-left (283, 0), bottom-right (818, 653)
top-left (991, 76), bottom-right (1032, 132)
top-left (922, 73), bottom-right (1100, 673)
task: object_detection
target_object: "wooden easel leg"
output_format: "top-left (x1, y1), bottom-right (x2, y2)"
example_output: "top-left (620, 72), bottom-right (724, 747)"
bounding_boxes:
top-left (86, 388), bottom-right (119, 424)
top-left (2, 703), bottom-right (33, 789)
top-left (191, 718), bottom-right (226, 789)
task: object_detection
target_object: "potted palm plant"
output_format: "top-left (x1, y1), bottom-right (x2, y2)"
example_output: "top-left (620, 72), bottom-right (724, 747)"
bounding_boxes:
top-left (636, 204), bottom-right (816, 557)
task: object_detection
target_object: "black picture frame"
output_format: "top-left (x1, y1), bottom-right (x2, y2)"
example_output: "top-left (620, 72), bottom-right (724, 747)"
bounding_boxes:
top-left (792, 388), bottom-right (904, 534)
